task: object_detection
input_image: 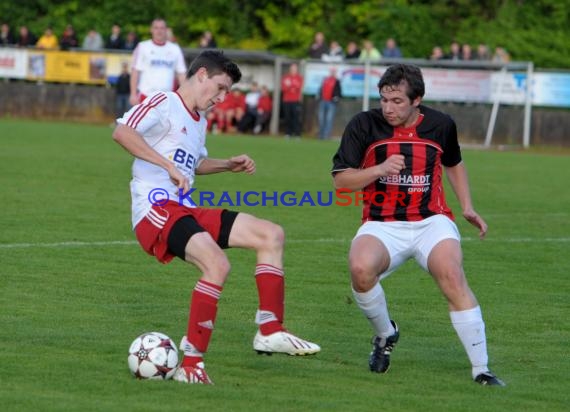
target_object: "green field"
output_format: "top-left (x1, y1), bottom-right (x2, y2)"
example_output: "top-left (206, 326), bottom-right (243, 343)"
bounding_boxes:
top-left (1, 119), bottom-right (568, 411)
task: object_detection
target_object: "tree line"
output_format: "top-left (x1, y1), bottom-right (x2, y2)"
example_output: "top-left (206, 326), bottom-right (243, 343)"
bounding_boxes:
top-left (2, 0), bottom-right (569, 69)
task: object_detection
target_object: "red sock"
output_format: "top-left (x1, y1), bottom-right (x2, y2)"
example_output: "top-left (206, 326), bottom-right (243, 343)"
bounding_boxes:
top-left (255, 264), bottom-right (285, 335)
top-left (184, 279), bottom-right (222, 365)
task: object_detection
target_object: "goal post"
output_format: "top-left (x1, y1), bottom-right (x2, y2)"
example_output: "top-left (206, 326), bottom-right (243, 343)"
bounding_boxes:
top-left (484, 62), bottom-right (534, 148)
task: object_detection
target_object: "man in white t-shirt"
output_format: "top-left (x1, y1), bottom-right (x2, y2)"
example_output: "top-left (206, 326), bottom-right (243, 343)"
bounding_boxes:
top-left (113, 50), bottom-right (320, 385)
top-left (129, 18), bottom-right (187, 105)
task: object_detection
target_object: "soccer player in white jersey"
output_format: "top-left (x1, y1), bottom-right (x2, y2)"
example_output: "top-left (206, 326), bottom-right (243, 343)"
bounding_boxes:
top-left (113, 50), bottom-right (320, 385)
top-left (129, 18), bottom-right (187, 106)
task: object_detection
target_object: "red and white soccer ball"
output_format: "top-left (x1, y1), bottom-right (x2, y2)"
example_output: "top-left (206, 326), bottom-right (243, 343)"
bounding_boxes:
top-left (128, 332), bottom-right (179, 380)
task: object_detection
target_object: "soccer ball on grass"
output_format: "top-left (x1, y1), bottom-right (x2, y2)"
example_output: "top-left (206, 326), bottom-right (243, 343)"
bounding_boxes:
top-left (128, 332), bottom-right (179, 380)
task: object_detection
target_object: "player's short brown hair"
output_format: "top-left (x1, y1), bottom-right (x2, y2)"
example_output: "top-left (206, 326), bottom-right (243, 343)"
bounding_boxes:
top-left (187, 50), bottom-right (241, 84)
top-left (378, 64), bottom-right (425, 101)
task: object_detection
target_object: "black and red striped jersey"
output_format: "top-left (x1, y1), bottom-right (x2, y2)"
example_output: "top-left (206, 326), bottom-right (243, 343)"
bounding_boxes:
top-left (332, 105), bottom-right (462, 223)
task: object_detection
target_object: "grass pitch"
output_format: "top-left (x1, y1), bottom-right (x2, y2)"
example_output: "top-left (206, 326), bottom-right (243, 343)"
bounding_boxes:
top-left (0, 118), bottom-right (569, 411)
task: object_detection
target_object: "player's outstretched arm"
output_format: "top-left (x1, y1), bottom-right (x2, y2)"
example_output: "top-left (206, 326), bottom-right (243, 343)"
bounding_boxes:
top-left (445, 162), bottom-right (488, 239)
top-left (197, 155), bottom-right (256, 175)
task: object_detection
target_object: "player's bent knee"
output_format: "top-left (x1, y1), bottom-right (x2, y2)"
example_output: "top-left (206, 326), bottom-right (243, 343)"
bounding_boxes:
top-left (351, 276), bottom-right (378, 293)
top-left (201, 253), bottom-right (231, 281)
top-left (269, 222), bottom-right (285, 245)
top-left (215, 254), bottom-right (232, 276)
top-left (349, 260), bottom-right (379, 290)
top-left (434, 269), bottom-right (469, 295)
top-left (257, 221), bottom-right (285, 250)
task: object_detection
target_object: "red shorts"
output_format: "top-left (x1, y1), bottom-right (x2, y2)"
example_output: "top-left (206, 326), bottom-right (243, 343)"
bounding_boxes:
top-left (135, 200), bottom-right (225, 264)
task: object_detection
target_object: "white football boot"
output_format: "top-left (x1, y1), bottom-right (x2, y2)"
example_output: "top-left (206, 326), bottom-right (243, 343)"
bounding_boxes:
top-left (253, 330), bottom-right (321, 356)
top-left (172, 362), bottom-right (213, 384)
top-left (173, 336), bottom-right (213, 384)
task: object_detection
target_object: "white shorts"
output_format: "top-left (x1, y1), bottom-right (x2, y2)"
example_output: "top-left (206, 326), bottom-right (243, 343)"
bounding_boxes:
top-left (353, 214), bottom-right (460, 279)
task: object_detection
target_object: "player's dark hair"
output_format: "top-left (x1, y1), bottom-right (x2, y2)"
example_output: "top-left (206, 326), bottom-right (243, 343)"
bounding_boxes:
top-left (378, 64), bottom-right (425, 101)
top-left (187, 50), bottom-right (242, 83)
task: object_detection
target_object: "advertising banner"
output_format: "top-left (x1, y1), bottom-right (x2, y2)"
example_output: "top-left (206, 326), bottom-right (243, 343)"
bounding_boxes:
top-left (106, 53), bottom-right (131, 84)
top-left (303, 62), bottom-right (383, 98)
top-left (1, 48), bottom-right (569, 108)
top-left (532, 73), bottom-right (570, 107)
top-left (304, 62), bottom-right (570, 108)
top-left (40, 51), bottom-right (106, 84)
top-left (0, 48), bottom-right (27, 79)
top-left (422, 68), bottom-right (492, 103)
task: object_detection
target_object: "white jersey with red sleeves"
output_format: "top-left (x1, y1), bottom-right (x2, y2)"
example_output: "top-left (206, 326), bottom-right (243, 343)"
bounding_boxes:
top-left (131, 39), bottom-right (187, 96)
top-left (117, 91), bottom-right (208, 229)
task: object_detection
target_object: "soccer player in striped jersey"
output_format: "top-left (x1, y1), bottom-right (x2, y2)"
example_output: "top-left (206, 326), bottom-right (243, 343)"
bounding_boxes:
top-left (332, 64), bottom-right (505, 386)
top-left (113, 50), bottom-right (320, 385)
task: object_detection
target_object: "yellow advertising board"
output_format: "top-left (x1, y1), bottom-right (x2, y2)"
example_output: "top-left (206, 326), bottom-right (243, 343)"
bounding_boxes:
top-left (105, 53), bottom-right (132, 84)
top-left (27, 50), bottom-right (107, 84)
top-left (106, 53), bottom-right (131, 76)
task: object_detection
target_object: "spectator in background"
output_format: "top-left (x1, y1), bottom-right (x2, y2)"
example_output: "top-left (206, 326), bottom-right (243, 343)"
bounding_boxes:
top-left (492, 46), bottom-right (510, 63)
top-left (253, 85), bottom-right (272, 135)
top-left (281, 62), bottom-right (304, 138)
top-left (444, 41), bottom-right (461, 61)
top-left (83, 29), bottom-right (104, 51)
top-left (382, 38), bottom-right (402, 58)
top-left (238, 82), bottom-right (261, 133)
top-left (460, 43), bottom-right (474, 61)
top-left (106, 24), bottom-right (125, 50)
top-left (475, 44), bottom-right (490, 61)
top-left (16, 26), bottom-right (37, 47)
top-left (114, 61), bottom-right (131, 118)
top-left (316, 66), bottom-right (342, 140)
top-left (322, 40), bottom-right (344, 62)
top-left (207, 87), bottom-right (244, 134)
top-left (198, 36), bottom-right (209, 48)
top-left (60, 24), bottom-right (79, 50)
top-left (225, 88), bottom-right (246, 133)
top-left (345, 41), bottom-right (361, 60)
top-left (308, 31), bottom-right (328, 59)
top-left (124, 31), bottom-right (139, 51)
top-left (36, 27), bottom-right (58, 50)
top-left (129, 18), bottom-right (187, 105)
top-left (206, 99), bottom-right (231, 134)
top-left (1, 23), bottom-right (15, 46)
top-left (358, 40), bottom-right (381, 62)
top-left (199, 31), bottom-right (217, 48)
top-left (429, 46), bottom-right (444, 60)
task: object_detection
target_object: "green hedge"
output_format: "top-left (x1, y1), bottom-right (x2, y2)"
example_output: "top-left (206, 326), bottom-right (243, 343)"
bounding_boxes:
top-left (2, 0), bottom-right (568, 69)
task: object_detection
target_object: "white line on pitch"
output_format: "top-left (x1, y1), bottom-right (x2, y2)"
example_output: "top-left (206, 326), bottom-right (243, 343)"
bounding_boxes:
top-left (0, 240), bottom-right (138, 249)
top-left (0, 237), bottom-right (569, 250)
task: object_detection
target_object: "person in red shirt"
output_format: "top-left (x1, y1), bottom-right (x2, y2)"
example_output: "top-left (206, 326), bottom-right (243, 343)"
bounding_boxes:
top-left (226, 88), bottom-right (246, 132)
top-left (331, 64), bottom-right (505, 386)
top-left (281, 63), bottom-right (304, 138)
top-left (207, 95), bottom-right (233, 133)
top-left (317, 67), bottom-right (342, 139)
top-left (253, 85), bottom-right (273, 134)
